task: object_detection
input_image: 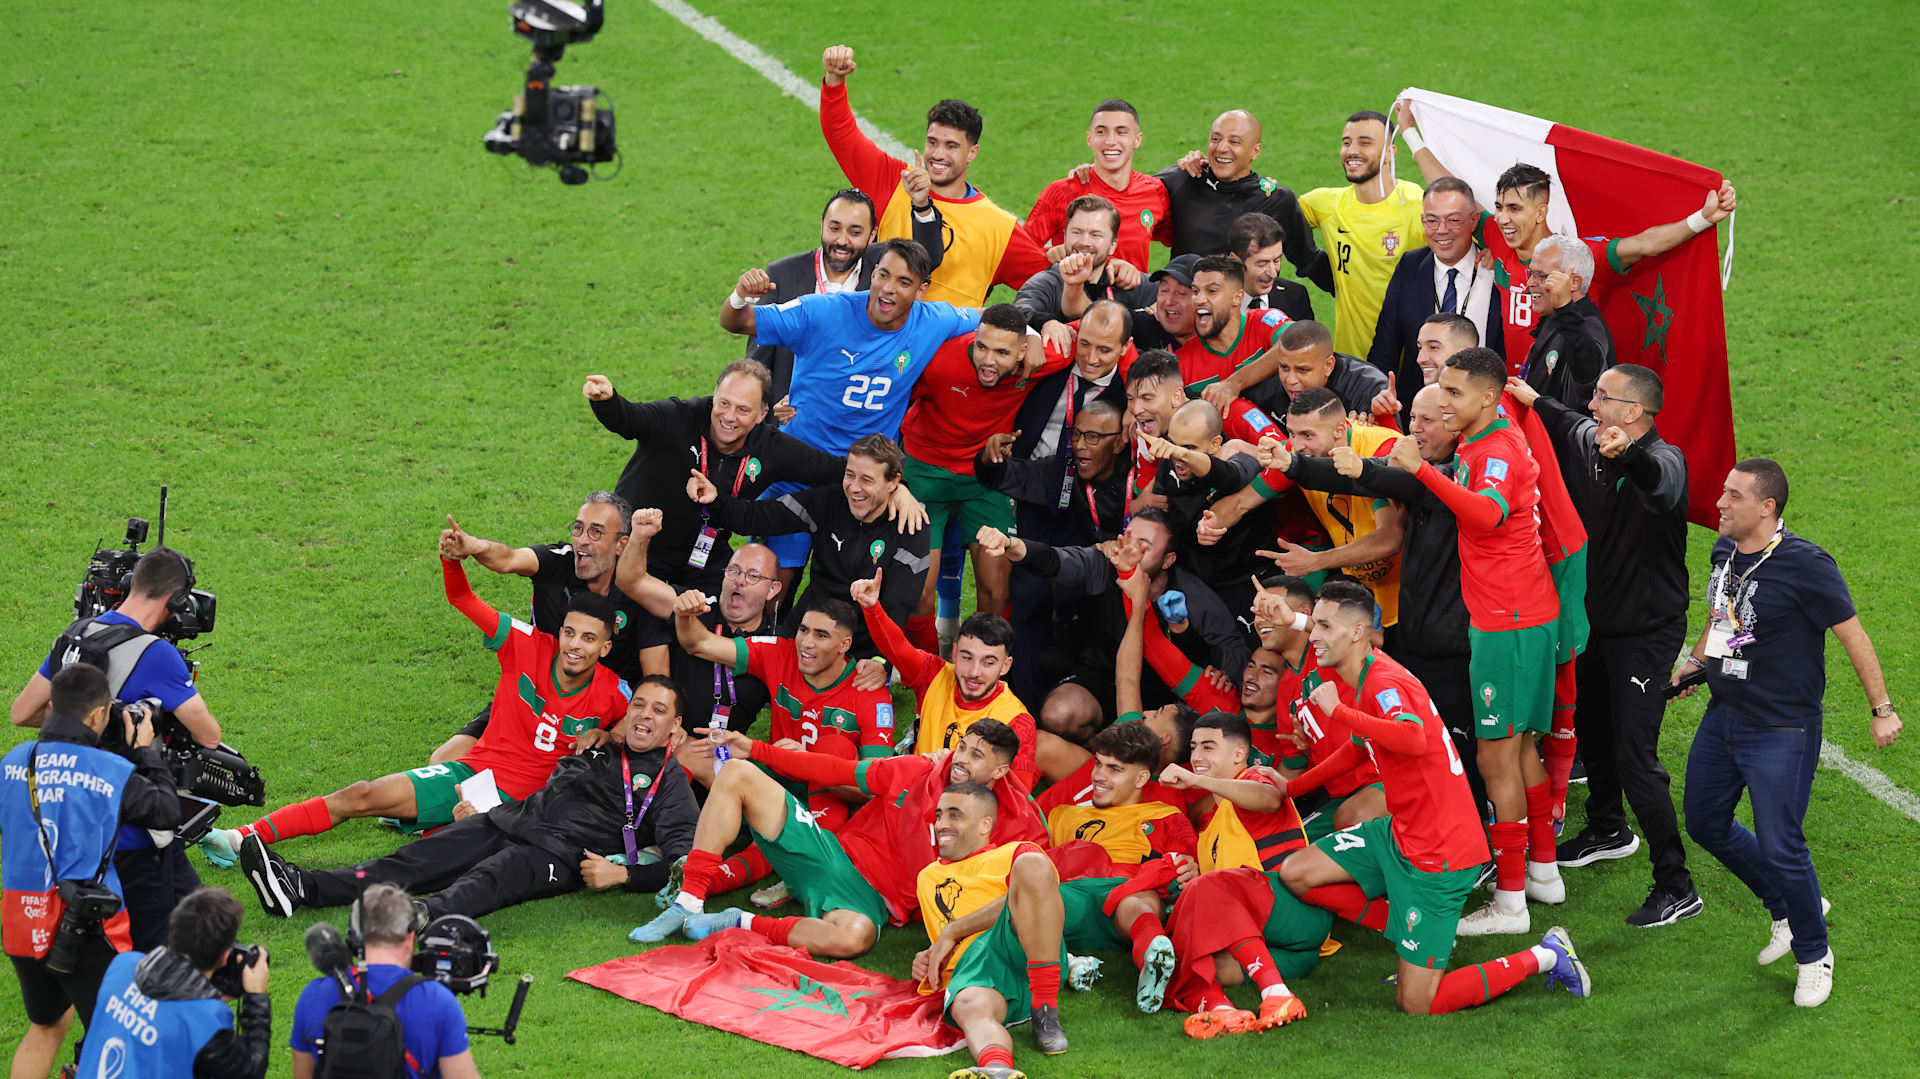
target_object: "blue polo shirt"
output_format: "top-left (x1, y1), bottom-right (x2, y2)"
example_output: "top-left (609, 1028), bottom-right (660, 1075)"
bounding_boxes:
top-left (291, 965), bottom-right (470, 1078)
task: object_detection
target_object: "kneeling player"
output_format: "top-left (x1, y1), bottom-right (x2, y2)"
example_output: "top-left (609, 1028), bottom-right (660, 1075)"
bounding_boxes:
top-left (1276, 582), bottom-right (1590, 1014)
top-left (201, 542), bottom-right (629, 862)
top-left (916, 784), bottom-right (1070, 1077)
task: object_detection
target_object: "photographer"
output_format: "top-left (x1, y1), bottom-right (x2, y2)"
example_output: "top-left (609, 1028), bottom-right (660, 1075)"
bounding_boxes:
top-left (289, 883), bottom-right (478, 1079)
top-left (76, 887), bottom-right (271, 1078)
top-left (11, 547), bottom-right (223, 950)
top-left (2, 663), bottom-right (182, 1076)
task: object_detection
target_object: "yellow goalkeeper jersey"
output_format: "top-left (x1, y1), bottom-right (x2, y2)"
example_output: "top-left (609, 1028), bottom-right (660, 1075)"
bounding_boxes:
top-left (1299, 179), bottom-right (1425, 359)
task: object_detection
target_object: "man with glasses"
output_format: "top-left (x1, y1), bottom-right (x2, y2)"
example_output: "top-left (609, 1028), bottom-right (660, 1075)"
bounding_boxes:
top-left (1517, 236), bottom-right (1617, 413)
top-left (1368, 178), bottom-right (1503, 427)
top-left (1506, 367), bottom-right (1700, 928)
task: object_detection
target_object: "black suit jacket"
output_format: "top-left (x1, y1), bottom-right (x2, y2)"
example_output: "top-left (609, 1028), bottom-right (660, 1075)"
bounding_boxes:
top-left (1249, 280), bottom-right (1315, 324)
top-left (1008, 368), bottom-right (1127, 461)
top-left (1367, 247), bottom-right (1504, 425)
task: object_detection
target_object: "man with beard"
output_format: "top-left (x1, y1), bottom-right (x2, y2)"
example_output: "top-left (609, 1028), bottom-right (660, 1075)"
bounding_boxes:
top-left (1016, 196), bottom-right (1150, 329)
top-left (1132, 255), bottom-right (1202, 354)
top-left (750, 187), bottom-right (950, 400)
top-left (1024, 99), bottom-right (1169, 271)
top-left (1146, 398), bottom-right (1268, 620)
top-left (1008, 300), bottom-right (1134, 466)
top-left (1156, 109), bottom-right (1331, 295)
top-left (1227, 212), bottom-right (1315, 322)
top-left (818, 45), bottom-right (1050, 307)
top-left (1175, 255), bottom-right (1292, 419)
top-left (1369, 180), bottom-right (1504, 425)
top-left (1298, 111), bottom-right (1427, 359)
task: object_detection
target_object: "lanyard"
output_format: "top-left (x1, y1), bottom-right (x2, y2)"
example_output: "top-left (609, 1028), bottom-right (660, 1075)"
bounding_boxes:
top-left (812, 249), bottom-right (855, 293)
top-left (697, 438), bottom-right (751, 519)
top-left (619, 751), bottom-right (662, 866)
top-left (1715, 524), bottom-right (1783, 633)
top-left (1062, 372), bottom-right (1082, 428)
top-left (1434, 256), bottom-right (1478, 312)
top-left (711, 632), bottom-right (736, 709)
top-left (1084, 481), bottom-right (1105, 537)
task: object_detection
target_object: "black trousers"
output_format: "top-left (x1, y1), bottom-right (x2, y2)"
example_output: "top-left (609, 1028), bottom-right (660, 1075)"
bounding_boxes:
top-left (1576, 620), bottom-right (1693, 893)
top-left (1006, 565), bottom-right (1057, 709)
top-left (114, 842), bottom-right (202, 952)
top-left (10, 934), bottom-right (118, 1033)
top-left (301, 816), bottom-right (582, 920)
top-left (1396, 649), bottom-right (1487, 814)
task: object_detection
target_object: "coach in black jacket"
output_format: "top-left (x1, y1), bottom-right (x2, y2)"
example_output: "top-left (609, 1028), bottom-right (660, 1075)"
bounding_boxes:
top-left (1519, 235), bottom-right (1616, 414)
top-left (748, 189), bottom-right (948, 400)
top-left (1513, 368), bottom-right (1698, 925)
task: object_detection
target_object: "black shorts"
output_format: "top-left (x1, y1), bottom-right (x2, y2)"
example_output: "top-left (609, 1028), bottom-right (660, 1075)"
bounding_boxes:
top-left (455, 702), bottom-right (491, 739)
top-left (10, 936), bottom-right (118, 1027)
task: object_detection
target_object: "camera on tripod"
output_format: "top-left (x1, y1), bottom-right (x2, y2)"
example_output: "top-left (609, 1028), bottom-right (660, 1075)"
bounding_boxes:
top-left (483, 0), bottom-right (618, 185)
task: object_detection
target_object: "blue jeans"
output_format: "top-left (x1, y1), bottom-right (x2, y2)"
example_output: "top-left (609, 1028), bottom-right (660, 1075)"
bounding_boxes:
top-left (1683, 703), bottom-right (1827, 962)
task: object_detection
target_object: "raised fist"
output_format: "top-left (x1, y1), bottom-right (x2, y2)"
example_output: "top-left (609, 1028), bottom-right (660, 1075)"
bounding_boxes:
top-left (822, 45), bottom-right (857, 86)
top-left (735, 268), bottom-right (775, 300)
top-left (1387, 434), bottom-right (1423, 473)
top-left (582, 375), bottom-right (614, 401)
top-left (1330, 445), bottom-right (1363, 479)
top-left (630, 508), bottom-right (663, 540)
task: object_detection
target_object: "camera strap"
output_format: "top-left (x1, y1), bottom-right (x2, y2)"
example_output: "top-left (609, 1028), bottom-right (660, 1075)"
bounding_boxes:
top-left (26, 738), bottom-right (116, 886)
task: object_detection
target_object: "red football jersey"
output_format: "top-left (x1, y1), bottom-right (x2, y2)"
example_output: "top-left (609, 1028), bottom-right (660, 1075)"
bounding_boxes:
top-left (1477, 221), bottom-right (1620, 374)
top-left (737, 638), bottom-right (892, 761)
top-left (1450, 418), bottom-right (1559, 631)
top-left (1289, 667), bottom-right (1383, 797)
top-left (1176, 309), bottom-right (1291, 396)
top-left (901, 332), bottom-right (1071, 474)
top-left (1193, 768), bottom-right (1307, 871)
top-left (1500, 393), bottom-right (1588, 567)
top-left (1316, 651), bottom-right (1488, 872)
top-left (1023, 169), bottom-right (1171, 272)
top-left (1222, 397), bottom-right (1283, 447)
top-left (464, 615), bottom-right (630, 800)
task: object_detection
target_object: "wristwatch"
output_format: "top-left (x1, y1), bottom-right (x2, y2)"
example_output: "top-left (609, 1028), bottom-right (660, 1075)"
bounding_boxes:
top-left (1871, 701), bottom-right (1896, 718)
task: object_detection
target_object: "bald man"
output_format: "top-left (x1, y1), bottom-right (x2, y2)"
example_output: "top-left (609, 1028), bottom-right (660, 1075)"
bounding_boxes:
top-left (1008, 300), bottom-right (1136, 465)
top-left (1147, 398), bottom-right (1268, 627)
top-left (1157, 109), bottom-right (1332, 294)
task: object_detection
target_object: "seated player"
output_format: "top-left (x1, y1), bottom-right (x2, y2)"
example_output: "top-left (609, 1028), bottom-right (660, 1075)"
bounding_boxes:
top-left (629, 719), bottom-right (1042, 955)
top-left (1275, 581), bottom-right (1591, 1014)
top-left (914, 785), bottom-right (1071, 1077)
top-left (238, 677), bottom-right (696, 920)
top-left (199, 536), bottom-right (629, 862)
top-left (850, 568), bottom-right (1037, 786)
top-left (1159, 711), bottom-right (1305, 877)
top-left (1165, 861), bottom-right (1335, 1038)
top-left (1044, 723), bottom-right (1196, 1014)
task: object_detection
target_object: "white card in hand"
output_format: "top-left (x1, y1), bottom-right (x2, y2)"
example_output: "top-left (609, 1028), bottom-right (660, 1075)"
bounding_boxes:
top-left (457, 768), bottom-right (502, 813)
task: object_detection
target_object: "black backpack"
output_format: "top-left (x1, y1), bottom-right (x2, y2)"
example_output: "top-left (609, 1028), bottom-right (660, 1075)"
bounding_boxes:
top-left (315, 972), bottom-right (427, 1079)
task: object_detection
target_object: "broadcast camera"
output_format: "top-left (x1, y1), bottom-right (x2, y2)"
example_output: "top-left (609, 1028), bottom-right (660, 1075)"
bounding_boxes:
top-left (308, 914), bottom-right (533, 1045)
top-left (76, 486), bottom-right (216, 642)
top-left (482, 0), bottom-right (618, 185)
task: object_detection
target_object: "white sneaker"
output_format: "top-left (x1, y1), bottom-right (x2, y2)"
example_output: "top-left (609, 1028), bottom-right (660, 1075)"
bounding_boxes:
top-left (1456, 899), bottom-right (1531, 937)
top-left (1794, 949), bottom-right (1834, 1007)
top-left (750, 880), bottom-right (791, 909)
top-left (1758, 897), bottom-right (1832, 966)
top-left (1526, 866), bottom-right (1566, 905)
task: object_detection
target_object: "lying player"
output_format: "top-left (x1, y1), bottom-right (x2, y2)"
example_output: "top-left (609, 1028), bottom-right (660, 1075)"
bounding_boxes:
top-left (629, 719), bottom-right (1041, 956)
top-left (1276, 581), bottom-right (1591, 1014)
top-left (915, 784), bottom-right (1071, 1076)
top-left (200, 535), bottom-right (629, 863)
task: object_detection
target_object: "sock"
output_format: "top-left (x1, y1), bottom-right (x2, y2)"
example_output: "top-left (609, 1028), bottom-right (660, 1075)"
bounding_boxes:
top-left (715, 845), bottom-right (772, 889)
top-left (1525, 783), bottom-right (1558, 869)
top-left (677, 849), bottom-right (723, 907)
top-left (1127, 910), bottom-right (1168, 969)
top-left (1302, 883), bottom-right (1390, 932)
top-left (239, 796), bottom-right (333, 845)
top-left (1027, 960), bottom-right (1061, 1010)
top-left (737, 911), bottom-right (754, 931)
top-left (1427, 949), bottom-right (1541, 1014)
top-left (1195, 985), bottom-right (1233, 1013)
top-left (977, 1046), bottom-right (1015, 1070)
top-left (906, 612), bottom-right (941, 655)
top-left (750, 916), bottom-right (802, 946)
top-left (1489, 820), bottom-right (1528, 894)
top-left (1226, 938), bottom-right (1288, 996)
top-left (1545, 663), bottom-right (1578, 814)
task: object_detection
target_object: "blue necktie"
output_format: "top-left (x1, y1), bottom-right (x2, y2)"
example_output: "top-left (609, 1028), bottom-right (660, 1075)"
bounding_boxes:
top-left (1440, 268), bottom-right (1459, 314)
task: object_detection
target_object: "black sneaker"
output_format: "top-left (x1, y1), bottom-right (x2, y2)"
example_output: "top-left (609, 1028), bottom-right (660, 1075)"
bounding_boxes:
top-left (1031, 1003), bottom-right (1068, 1055)
top-left (1626, 886), bottom-right (1704, 928)
top-left (1556, 826), bottom-right (1640, 868)
top-left (239, 834), bottom-right (305, 918)
top-left (1568, 754), bottom-right (1588, 785)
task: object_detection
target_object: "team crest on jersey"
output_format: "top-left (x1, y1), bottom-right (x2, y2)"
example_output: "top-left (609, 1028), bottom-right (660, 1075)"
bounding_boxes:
top-left (875, 703), bottom-right (894, 730)
top-left (869, 539), bottom-right (886, 560)
top-left (632, 772), bottom-right (651, 791)
top-left (1381, 229), bottom-right (1401, 256)
top-left (1483, 458), bottom-right (1509, 482)
top-left (1139, 209), bottom-right (1154, 228)
top-left (1258, 177), bottom-right (1276, 194)
top-left (1544, 349), bottom-right (1560, 373)
top-left (615, 610), bottom-right (628, 632)
top-left (894, 349), bottom-right (911, 372)
top-left (746, 456), bottom-right (762, 479)
top-left (1480, 682), bottom-right (1497, 707)
top-left (1375, 687), bottom-right (1404, 712)
top-left (1074, 819), bottom-right (1108, 842)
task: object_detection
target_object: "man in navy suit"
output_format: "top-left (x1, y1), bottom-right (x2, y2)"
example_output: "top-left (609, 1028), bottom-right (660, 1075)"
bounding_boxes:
top-left (1367, 177), bottom-right (1503, 426)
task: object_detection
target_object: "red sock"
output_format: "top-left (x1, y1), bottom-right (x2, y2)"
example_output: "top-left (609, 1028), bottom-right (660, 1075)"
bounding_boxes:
top-left (905, 612), bottom-right (941, 655)
top-left (1427, 949), bottom-right (1541, 1014)
top-left (239, 796), bottom-right (333, 844)
top-left (1127, 910), bottom-right (1168, 969)
top-left (678, 849), bottom-right (723, 904)
top-left (1226, 938), bottom-right (1285, 993)
top-left (715, 845), bottom-right (772, 889)
top-left (749, 916), bottom-right (801, 947)
top-left (1525, 782), bottom-right (1557, 868)
top-left (1026, 960), bottom-right (1060, 1010)
top-left (1489, 821), bottom-right (1528, 892)
top-left (977, 1046), bottom-right (1015, 1070)
top-left (1301, 883), bottom-right (1389, 931)
top-left (1195, 984), bottom-right (1232, 1012)
top-left (1546, 661), bottom-right (1579, 815)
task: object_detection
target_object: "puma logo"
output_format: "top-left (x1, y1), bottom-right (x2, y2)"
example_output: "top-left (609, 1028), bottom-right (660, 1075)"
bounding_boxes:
top-left (830, 534), bottom-right (844, 552)
top-left (949, 385), bottom-right (970, 398)
top-left (547, 863), bottom-right (559, 884)
top-left (1629, 676), bottom-right (1650, 693)
top-left (839, 349), bottom-right (861, 364)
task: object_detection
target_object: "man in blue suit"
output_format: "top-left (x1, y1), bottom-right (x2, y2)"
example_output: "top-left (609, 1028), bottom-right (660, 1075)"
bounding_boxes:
top-left (1367, 177), bottom-right (1503, 426)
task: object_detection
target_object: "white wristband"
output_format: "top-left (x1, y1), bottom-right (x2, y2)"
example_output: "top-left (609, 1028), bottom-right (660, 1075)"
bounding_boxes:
top-left (1291, 611), bottom-right (1310, 633)
top-left (728, 290), bottom-right (752, 310)
top-left (1402, 127), bottom-right (1426, 154)
top-left (1685, 210), bottom-right (1712, 234)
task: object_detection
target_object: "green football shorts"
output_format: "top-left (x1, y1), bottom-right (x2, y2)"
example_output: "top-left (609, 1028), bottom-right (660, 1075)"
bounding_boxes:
top-left (1317, 816), bottom-right (1482, 970)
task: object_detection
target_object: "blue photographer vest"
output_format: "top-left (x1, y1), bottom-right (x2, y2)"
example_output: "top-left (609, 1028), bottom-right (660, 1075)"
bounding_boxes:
top-left (0, 738), bottom-right (136, 958)
top-left (76, 951), bottom-right (233, 1079)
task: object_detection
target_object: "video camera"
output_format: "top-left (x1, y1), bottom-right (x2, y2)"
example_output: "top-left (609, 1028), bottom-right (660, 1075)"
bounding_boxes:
top-left (482, 0), bottom-right (618, 185)
top-left (76, 486), bottom-right (216, 642)
top-left (308, 915), bottom-right (532, 1044)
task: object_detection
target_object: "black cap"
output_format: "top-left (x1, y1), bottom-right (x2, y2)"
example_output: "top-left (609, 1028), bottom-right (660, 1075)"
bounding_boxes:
top-left (1149, 253), bottom-right (1200, 287)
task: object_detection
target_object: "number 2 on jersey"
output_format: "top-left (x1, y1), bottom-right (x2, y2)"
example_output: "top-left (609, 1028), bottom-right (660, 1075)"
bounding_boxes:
top-left (840, 375), bottom-right (892, 411)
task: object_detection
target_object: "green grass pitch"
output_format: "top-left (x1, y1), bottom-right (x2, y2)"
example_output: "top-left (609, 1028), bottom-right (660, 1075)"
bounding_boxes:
top-left (4, 1), bottom-right (1917, 1075)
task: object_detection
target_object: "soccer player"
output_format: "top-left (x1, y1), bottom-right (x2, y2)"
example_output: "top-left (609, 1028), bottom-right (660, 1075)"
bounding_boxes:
top-left (1165, 859), bottom-right (1334, 1038)
top-left (200, 537), bottom-right (630, 862)
top-left (914, 785), bottom-right (1071, 1073)
top-left (899, 303), bottom-right (1061, 631)
top-left (1024, 99), bottom-right (1169, 271)
top-left (818, 45), bottom-right (1050, 307)
top-left (689, 433), bottom-right (930, 656)
top-left (1159, 711), bottom-right (1306, 877)
top-left (850, 568), bottom-right (1037, 786)
top-left (1157, 110), bottom-right (1330, 291)
top-left (719, 239), bottom-right (976, 582)
top-left (628, 718), bottom-right (1041, 953)
top-left (1389, 348), bottom-right (1564, 934)
top-left (1176, 255), bottom-right (1291, 416)
top-left (1298, 111), bottom-right (1426, 359)
top-left (1276, 581), bottom-right (1591, 1014)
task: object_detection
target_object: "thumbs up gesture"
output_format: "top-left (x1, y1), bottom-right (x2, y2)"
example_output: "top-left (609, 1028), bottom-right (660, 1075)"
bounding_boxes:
top-left (903, 150), bottom-right (933, 211)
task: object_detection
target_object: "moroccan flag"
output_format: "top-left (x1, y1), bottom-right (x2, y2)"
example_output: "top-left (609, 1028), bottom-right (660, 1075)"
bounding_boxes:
top-left (1396, 87), bottom-right (1737, 526)
top-left (568, 929), bottom-right (965, 1069)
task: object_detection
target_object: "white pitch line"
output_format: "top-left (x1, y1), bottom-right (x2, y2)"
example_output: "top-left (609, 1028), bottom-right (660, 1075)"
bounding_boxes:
top-left (651, 0), bottom-right (1920, 832)
top-left (1819, 739), bottom-right (1920, 824)
top-left (648, 0), bottom-right (914, 159)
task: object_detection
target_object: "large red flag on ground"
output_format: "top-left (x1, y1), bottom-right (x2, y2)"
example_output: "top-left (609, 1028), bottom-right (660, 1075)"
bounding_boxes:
top-left (568, 930), bottom-right (966, 1069)
top-left (1398, 88), bottom-right (1736, 526)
